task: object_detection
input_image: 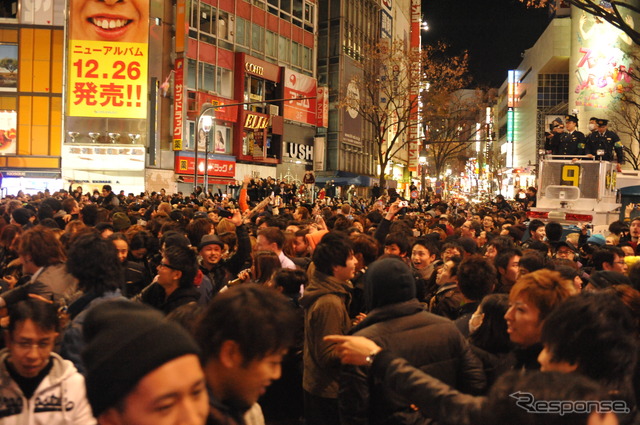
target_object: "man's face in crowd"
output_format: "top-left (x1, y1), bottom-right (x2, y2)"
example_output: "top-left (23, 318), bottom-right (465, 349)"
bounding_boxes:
top-left (484, 244), bottom-right (497, 260)
top-left (532, 226), bottom-right (546, 241)
top-left (200, 244), bottom-right (223, 266)
top-left (500, 255), bottom-right (520, 286)
top-left (411, 244), bottom-right (435, 270)
top-left (436, 260), bottom-right (455, 286)
top-left (504, 296), bottom-right (542, 348)
top-left (441, 247), bottom-right (461, 262)
top-left (255, 235), bottom-right (277, 253)
top-left (630, 220), bottom-right (640, 240)
top-left (102, 354), bottom-right (208, 425)
top-left (332, 254), bottom-right (357, 281)
top-left (384, 243), bottom-right (403, 257)
top-left (555, 246), bottom-right (575, 260)
top-left (113, 239), bottom-right (129, 263)
top-left (611, 254), bottom-right (628, 274)
top-left (7, 319), bottom-right (57, 378)
top-left (460, 221), bottom-right (474, 238)
top-left (210, 348), bottom-right (287, 410)
top-left (292, 236), bottom-right (309, 256)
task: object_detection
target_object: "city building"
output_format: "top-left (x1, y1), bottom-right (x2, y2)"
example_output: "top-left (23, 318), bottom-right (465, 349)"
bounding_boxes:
top-left (0, 0), bottom-right (65, 194)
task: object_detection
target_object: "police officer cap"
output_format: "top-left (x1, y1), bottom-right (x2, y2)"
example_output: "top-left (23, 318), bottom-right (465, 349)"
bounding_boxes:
top-left (596, 118), bottom-right (609, 126)
top-left (565, 114), bottom-right (578, 123)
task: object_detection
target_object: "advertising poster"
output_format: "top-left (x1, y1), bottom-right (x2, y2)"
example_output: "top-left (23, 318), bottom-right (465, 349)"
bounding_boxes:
top-left (67, 0), bottom-right (149, 118)
top-left (573, 10), bottom-right (633, 110)
top-left (283, 69), bottom-right (317, 126)
top-left (0, 44), bottom-right (18, 92)
top-left (0, 110), bottom-right (16, 154)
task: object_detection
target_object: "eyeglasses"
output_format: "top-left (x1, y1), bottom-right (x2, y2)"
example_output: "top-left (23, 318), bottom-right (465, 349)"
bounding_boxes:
top-left (158, 262), bottom-right (181, 271)
top-left (14, 340), bottom-right (54, 351)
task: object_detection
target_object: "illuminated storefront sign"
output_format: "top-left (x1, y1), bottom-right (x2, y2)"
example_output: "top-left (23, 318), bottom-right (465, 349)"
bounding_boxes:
top-left (245, 62), bottom-right (264, 76)
top-left (284, 141), bottom-right (313, 163)
top-left (175, 155), bottom-right (235, 177)
top-left (244, 113), bottom-right (269, 129)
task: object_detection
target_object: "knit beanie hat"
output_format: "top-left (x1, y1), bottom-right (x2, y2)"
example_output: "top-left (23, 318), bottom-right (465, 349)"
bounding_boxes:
top-left (111, 212), bottom-right (131, 232)
top-left (365, 257), bottom-right (416, 311)
top-left (82, 300), bottom-right (200, 417)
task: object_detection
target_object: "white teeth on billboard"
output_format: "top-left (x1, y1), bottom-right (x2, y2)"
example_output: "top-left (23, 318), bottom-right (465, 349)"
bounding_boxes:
top-left (91, 18), bottom-right (128, 29)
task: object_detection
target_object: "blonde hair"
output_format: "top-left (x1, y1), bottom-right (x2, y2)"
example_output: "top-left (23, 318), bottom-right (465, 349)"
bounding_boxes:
top-left (510, 269), bottom-right (576, 321)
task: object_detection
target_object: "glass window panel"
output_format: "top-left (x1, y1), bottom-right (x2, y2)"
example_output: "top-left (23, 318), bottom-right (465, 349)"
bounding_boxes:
top-left (202, 63), bottom-right (215, 92)
top-left (252, 23), bottom-right (264, 52)
top-left (279, 36), bottom-right (290, 62)
top-left (187, 58), bottom-right (197, 89)
top-left (281, 0), bottom-right (291, 13)
top-left (217, 68), bottom-right (233, 98)
top-left (266, 31), bottom-right (277, 57)
top-left (236, 17), bottom-right (247, 46)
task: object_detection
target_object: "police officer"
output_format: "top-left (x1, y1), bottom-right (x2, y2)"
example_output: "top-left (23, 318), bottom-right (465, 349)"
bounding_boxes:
top-left (544, 118), bottom-right (565, 153)
top-left (552, 114), bottom-right (586, 156)
top-left (586, 118), bottom-right (624, 169)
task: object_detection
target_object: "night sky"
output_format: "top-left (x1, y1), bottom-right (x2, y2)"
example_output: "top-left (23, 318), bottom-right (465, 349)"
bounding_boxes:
top-left (422, 0), bottom-right (551, 87)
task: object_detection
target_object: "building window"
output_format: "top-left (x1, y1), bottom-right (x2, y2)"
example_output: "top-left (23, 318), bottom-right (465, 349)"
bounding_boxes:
top-left (266, 31), bottom-right (278, 58)
top-left (198, 3), bottom-right (215, 43)
top-left (279, 36), bottom-right (290, 63)
top-left (292, 42), bottom-right (300, 68)
top-left (304, 2), bottom-right (314, 23)
top-left (245, 75), bottom-right (265, 112)
top-left (217, 67), bottom-right (233, 98)
top-left (202, 62), bottom-right (215, 92)
top-left (0, 0), bottom-right (17, 20)
top-left (251, 22), bottom-right (264, 52)
top-left (303, 46), bottom-right (312, 71)
top-left (236, 17), bottom-right (248, 46)
top-left (186, 59), bottom-right (233, 98)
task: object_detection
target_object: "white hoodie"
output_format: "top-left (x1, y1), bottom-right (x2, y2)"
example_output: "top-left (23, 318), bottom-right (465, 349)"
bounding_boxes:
top-left (0, 350), bottom-right (96, 425)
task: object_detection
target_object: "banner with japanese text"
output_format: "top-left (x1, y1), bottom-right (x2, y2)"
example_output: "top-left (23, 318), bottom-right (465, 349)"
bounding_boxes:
top-left (66, 0), bottom-right (149, 118)
top-left (68, 41), bottom-right (148, 118)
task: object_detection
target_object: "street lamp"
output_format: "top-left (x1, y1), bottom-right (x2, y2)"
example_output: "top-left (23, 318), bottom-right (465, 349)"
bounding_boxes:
top-left (419, 146), bottom-right (428, 200)
top-left (201, 114), bottom-right (212, 195)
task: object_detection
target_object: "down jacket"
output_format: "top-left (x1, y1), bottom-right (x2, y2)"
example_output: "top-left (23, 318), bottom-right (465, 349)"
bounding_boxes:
top-left (339, 299), bottom-right (486, 425)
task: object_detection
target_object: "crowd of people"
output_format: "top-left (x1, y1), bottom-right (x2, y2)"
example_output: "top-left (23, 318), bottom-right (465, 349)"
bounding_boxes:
top-left (0, 177), bottom-right (638, 425)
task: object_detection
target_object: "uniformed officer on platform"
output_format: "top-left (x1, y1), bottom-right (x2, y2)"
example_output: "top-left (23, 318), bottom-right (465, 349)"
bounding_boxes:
top-left (544, 118), bottom-right (565, 153)
top-left (586, 118), bottom-right (624, 170)
top-left (551, 114), bottom-right (585, 157)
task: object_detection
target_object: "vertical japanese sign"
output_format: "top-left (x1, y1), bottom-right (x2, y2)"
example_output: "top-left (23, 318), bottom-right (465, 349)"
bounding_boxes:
top-left (67, 0), bottom-right (149, 118)
top-left (172, 58), bottom-right (184, 150)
